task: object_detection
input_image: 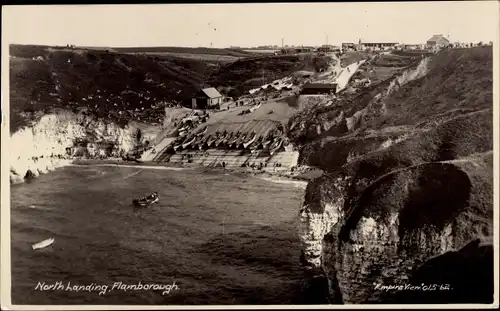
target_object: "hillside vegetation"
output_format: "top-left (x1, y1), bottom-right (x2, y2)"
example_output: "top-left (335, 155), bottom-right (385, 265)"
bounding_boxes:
top-left (9, 44), bottom-right (318, 132)
top-left (9, 45), bottom-right (214, 131)
top-left (290, 46), bottom-right (493, 169)
top-left (297, 46), bottom-right (493, 304)
top-left (208, 54), bottom-right (333, 97)
top-left (113, 46), bottom-right (256, 57)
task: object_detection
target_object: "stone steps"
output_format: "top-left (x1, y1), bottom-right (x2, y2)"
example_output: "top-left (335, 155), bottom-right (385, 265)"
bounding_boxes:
top-left (267, 151), bottom-right (300, 168)
top-left (163, 149), bottom-right (299, 169)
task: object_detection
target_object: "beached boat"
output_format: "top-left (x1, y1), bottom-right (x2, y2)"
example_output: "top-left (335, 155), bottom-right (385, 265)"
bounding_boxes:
top-left (228, 132), bottom-right (242, 148)
top-left (198, 136), bottom-right (210, 150)
top-left (196, 127), bottom-right (208, 136)
top-left (191, 136), bottom-right (202, 150)
top-left (220, 133), bottom-right (234, 147)
top-left (262, 138), bottom-right (273, 149)
top-left (182, 136), bottom-right (196, 149)
top-left (243, 132), bottom-right (257, 149)
top-left (249, 103), bottom-right (262, 113)
top-left (207, 135), bottom-right (218, 147)
top-left (32, 238), bottom-right (54, 250)
top-left (248, 136), bottom-right (263, 150)
top-left (234, 133), bottom-right (249, 149)
top-left (269, 139), bottom-right (283, 156)
top-left (215, 132), bottom-right (229, 147)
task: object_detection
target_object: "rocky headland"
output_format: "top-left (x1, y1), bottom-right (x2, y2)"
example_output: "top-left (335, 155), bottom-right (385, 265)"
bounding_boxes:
top-left (295, 46), bottom-right (494, 304)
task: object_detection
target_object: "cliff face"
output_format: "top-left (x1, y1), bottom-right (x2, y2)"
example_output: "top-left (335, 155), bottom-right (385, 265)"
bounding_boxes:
top-left (321, 154), bottom-right (493, 304)
top-left (295, 47), bottom-right (493, 304)
top-left (9, 111), bottom-right (157, 184)
top-left (299, 132), bottom-right (493, 303)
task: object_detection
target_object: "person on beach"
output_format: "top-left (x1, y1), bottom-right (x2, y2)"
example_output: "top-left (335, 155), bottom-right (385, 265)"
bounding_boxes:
top-left (145, 192), bottom-right (159, 201)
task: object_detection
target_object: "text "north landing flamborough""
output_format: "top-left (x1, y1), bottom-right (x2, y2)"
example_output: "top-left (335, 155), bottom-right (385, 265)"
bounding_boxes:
top-left (35, 281), bottom-right (180, 296)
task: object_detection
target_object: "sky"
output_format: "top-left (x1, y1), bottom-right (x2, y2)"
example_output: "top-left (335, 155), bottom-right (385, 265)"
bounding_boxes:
top-left (2, 2), bottom-right (498, 48)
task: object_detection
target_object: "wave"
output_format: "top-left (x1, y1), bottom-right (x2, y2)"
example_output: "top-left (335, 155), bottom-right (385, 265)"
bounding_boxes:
top-left (258, 176), bottom-right (308, 189)
top-left (70, 163), bottom-right (191, 171)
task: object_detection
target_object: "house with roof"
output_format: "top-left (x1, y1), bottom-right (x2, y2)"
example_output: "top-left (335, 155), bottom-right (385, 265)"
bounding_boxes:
top-left (359, 42), bottom-right (399, 51)
top-left (403, 44), bottom-right (425, 50)
top-left (191, 87), bottom-right (223, 109)
top-left (426, 34), bottom-right (450, 49)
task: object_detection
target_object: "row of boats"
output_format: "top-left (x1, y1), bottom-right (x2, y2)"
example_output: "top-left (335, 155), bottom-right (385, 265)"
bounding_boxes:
top-left (173, 129), bottom-right (285, 155)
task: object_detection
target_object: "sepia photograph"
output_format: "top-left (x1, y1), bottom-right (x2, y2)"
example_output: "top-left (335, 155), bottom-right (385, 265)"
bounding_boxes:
top-left (1, 1), bottom-right (498, 309)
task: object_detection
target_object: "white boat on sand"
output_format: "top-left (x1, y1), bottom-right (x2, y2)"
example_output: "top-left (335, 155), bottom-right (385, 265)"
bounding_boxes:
top-left (182, 137), bottom-right (196, 149)
top-left (32, 238), bottom-right (54, 250)
top-left (249, 103), bottom-right (262, 113)
top-left (269, 139), bottom-right (283, 156)
top-left (243, 133), bottom-right (257, 149)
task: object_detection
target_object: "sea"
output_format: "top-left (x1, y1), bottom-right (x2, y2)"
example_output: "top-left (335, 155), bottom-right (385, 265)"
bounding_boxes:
top-left (10, 164), bottom-right (312, 305)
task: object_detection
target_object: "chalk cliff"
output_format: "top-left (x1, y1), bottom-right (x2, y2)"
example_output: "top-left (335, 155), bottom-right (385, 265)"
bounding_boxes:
top-left (298, 122), bottom-right (493, 303)
top-left (321, 153), bottom-right (493, 304)
top-left (9, 111), bottom-right (157, 184)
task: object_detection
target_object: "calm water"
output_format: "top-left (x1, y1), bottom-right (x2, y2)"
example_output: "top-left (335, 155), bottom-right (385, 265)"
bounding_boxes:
top-left (10, 165), bottom-right (308, 305)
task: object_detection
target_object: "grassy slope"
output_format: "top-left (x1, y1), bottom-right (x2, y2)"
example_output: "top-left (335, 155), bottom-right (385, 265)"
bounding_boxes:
top-left (9, 44), bottom-right (315, 133)
top-left (300, 47), bottom-right (493, 304)
top-left (112, 46), bottom-right (256, 57)
top-left (286, 51), bottom-right (428, 145)
top-left (208, 54), bottom-right (332, 97)
top-left (9, 45), bottom-right (217, 131)
top-left (293, 46), bottom-right (492, 170)
top-left (366, 46), bottom-right (493, 129)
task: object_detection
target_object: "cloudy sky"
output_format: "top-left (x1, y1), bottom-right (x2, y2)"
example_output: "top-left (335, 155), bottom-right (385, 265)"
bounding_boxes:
top-left (2, 2), bottom-right (498, 48)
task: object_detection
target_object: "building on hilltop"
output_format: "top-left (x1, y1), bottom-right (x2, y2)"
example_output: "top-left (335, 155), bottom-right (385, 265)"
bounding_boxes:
top-left (316, 45), bottom-right (341, 53)
top-left (300, 83), bottom-right (337, 95)
top-left (191, 87), bottom-right (223, 109)
top-left (359, 42), bottom-right (399, 51)
top-left (280, 46), bottom-right (314, 54)
top-left (426, 34), bottom-right (450, 50)
top-left (402, 44), bottom-right (425, 50)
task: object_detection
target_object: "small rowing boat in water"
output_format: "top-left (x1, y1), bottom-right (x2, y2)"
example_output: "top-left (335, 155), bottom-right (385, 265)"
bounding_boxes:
top-left (133, 192), bottom-right (159, 208)
top-left (32, 238), bottom-right (54, 250)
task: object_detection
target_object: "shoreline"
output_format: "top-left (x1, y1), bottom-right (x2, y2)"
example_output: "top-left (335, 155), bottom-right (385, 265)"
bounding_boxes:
top-left (69, 158), bottom-right (322, 184)
top-left (74, 158), bottom-right (321, 182)
top-left (12, 157), bottom-right (323, 185)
